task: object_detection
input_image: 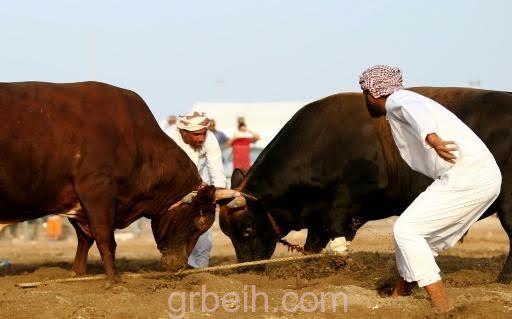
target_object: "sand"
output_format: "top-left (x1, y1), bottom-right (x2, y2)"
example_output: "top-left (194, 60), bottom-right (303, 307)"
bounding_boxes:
top-left (1, 216), bottom-right (511, 318)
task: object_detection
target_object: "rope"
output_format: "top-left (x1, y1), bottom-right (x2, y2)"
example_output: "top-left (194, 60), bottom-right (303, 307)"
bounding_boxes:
top-left (265, 212), bottom-right (310, 255)
top-left (15, 252), bottom-right (348, 288)
top-left (171, 252), bottom-right (347, 276)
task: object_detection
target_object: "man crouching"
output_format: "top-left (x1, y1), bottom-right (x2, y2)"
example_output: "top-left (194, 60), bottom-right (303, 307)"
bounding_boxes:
top-left (359, 65), bottom-right (502, 312)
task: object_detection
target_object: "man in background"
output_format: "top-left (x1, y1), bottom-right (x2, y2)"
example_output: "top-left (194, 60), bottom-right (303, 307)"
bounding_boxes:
top-left (229, 120), bottom-right (260, 172)
top-left (165, 112), bottom-right (226, 268)
top-left (159, 115), bottom-right (177, 132)
top-left (208, 119), bottom-right (229, 149)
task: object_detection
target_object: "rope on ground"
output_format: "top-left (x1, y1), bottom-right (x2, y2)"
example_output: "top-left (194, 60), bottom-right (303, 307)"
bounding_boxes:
top-left (172, 252), bottom-right (347, 276)
top-left (15, 251), bottom-right (348, 288)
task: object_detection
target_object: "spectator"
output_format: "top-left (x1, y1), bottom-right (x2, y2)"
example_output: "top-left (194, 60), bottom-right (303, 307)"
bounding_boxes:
top-left (229, 121), bottom-right (260, 172)
top-left (208, 119), bottom-right (229, 149)
top-left (160, 115), bottom-right (177, 133)
top-left (47, 215), bottom-right (63, 240)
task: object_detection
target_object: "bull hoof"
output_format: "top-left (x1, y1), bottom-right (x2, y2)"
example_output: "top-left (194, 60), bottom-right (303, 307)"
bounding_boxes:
top-left (71, 269), bottom-right (87, 277)
top-left (104, 274), bottom-right (123, 289)
top-left (497, 274), bottom-right (512, 284)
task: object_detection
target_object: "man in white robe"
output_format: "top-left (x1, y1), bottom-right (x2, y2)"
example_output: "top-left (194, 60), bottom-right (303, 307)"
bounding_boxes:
top-left (165, 112), bottom-right (226, 268)
top-left (359, 65), bottom-right (501, 312)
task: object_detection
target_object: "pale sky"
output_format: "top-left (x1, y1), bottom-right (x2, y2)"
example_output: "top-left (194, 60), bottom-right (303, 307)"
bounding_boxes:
top-left (1, 0), bottom-right (510, 121)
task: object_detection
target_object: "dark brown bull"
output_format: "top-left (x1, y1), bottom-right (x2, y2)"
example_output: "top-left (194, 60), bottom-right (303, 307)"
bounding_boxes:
top-left (0, 81), bottom-right (241, 284)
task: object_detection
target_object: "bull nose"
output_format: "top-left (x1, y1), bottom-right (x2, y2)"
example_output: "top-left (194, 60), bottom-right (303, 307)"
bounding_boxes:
top-left (160, 253), bottom-right (187, 271)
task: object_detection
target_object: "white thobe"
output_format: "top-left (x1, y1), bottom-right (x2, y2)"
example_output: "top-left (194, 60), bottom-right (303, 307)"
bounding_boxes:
top-left (165, 127), bottom-right (226, 188)
top-left (386, 90), bottom-right (501, 287)
top-left (166, 127), bottom-right (226, 268)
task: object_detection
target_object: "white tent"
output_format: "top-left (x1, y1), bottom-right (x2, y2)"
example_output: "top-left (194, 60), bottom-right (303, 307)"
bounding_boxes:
top-left (191, 101), bottom-right (308, 148)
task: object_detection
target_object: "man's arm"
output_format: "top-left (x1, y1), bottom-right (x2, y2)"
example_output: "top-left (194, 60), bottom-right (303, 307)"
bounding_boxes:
top-left (204, 132), bottom-right (227, 188)
top-left (399, 99), bottom-right (458, 163)
top-left (425, 133), bottom-right (458, 164)
top-left (399, 102), bottom-right (438, 149)
top-left (249, 130), bottom-right (260, 143)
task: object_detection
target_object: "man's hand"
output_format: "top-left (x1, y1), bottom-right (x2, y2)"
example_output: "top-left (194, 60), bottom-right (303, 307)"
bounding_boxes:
top-left (425, 133), bottom-right (458, 164)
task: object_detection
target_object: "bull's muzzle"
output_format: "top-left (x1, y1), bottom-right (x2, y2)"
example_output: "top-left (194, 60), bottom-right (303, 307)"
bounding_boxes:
top-left (160, 251), bottom-right (187, 271)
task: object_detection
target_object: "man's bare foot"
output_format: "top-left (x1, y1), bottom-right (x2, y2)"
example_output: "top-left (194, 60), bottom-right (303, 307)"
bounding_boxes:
top-left (424, 280), bottom-right (454, 313)
top-left (391, 277), bottom-right (413, 298)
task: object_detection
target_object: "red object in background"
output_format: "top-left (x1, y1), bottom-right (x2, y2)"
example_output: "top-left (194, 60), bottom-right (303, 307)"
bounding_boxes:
top-left (232, 137), bottom-right (253, 171)
top-left (47, 215), bottom-right (62, 240)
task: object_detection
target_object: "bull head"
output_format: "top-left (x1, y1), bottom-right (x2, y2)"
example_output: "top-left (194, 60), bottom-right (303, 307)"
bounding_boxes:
top-left (153, 185), bottom-right (245, 271)
top-left (218, 169), bottom-right (277, 263)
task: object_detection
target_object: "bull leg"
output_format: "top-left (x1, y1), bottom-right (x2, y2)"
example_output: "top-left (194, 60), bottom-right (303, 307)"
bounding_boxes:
top-left (69, 219), bottom-right (94, 276)
top-left (497, 184), bottom-right (512, 283)
top-left (87, 208), bottom-right (119, 285)
top-left (327, 184), bottom-right (361, 241)
top-left (304, 228), bottom-right (330, 253)
top-left (75, 178), bottom-right (120, 285)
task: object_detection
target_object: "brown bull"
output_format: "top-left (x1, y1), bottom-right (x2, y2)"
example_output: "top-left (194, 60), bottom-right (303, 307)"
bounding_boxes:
top-left (0, 81), bottom-right (242, 284)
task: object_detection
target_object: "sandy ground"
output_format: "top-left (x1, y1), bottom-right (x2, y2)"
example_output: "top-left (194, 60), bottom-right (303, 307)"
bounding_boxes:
top-left (1, 216), bottom-right (511, 319)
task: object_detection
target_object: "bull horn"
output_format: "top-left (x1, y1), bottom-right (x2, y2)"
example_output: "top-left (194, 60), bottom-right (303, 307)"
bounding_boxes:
top-left (227, 196), bottom-right (247, 209)
top-left (238, 192), bottom-right (258, 201)
top-left (214, 189), bottom-right (241, 201)
top-left (181, 191), bottom-right (198, 203)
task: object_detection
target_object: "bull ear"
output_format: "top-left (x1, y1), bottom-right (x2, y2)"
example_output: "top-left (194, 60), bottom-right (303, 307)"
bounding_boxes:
top-left (231, 168), bottom-right (246, 188)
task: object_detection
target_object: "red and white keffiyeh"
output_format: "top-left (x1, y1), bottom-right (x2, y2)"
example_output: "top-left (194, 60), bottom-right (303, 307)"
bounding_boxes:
top-left (359, 65), bottom-right (404, 98)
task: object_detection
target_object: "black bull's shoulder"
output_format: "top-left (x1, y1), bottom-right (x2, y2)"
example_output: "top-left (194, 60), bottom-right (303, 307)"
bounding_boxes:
top-left (0, 81), bottom-right (204, 279)
top-left (232, 87), bottom-right (512, 282)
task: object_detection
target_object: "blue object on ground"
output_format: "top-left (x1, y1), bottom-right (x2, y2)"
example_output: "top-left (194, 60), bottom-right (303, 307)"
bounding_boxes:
top-left (0, 259), bottom-right (11, 269)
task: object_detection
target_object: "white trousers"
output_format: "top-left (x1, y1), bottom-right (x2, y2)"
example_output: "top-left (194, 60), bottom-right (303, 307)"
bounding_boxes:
top-left (393, 154), bottom-right (502, 287)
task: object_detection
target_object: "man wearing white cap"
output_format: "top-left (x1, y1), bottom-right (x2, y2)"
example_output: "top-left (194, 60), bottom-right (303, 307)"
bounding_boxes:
top-left (359, 65), bottom-right (501, 312)
top-left (165, 112), bottom-right (226, 268)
